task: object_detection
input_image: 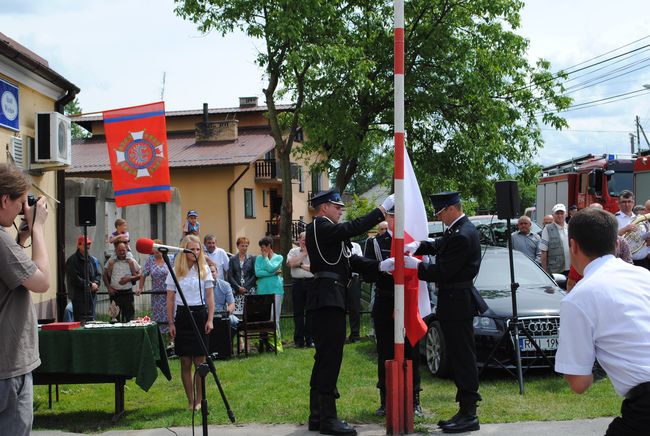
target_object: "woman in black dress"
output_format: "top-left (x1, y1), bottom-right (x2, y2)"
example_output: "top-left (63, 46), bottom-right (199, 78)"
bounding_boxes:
top-left (166, 235), bottom-right (214, 410)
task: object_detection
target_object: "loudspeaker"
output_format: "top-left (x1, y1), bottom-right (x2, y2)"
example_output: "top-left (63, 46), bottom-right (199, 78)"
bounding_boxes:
top-left (209, 317), bottom-right (232, 360)
top-left (75, 195), bottom-right (96, 227)
top-left (495, 180), bottom-right (520, 220)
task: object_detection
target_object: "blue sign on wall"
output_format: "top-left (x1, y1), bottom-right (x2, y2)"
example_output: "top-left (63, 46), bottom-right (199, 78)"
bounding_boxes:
top-left (0, 78), bottom-right (19, 131)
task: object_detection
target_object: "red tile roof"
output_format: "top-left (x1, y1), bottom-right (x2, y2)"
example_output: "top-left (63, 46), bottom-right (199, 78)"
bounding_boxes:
top-left (67, 130), bottom-right (276, 174)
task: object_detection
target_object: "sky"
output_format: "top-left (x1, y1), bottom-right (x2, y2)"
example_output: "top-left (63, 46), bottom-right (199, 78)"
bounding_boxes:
top-left (2, 0), bottom-right (650, 167)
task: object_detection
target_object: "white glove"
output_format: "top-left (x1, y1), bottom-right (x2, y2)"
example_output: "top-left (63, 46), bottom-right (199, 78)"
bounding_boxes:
top-left (404, 240), bottom-right (421, 255)
top-left (404, 255), bottom-right (422, 269)
top-left (381, 194), bottom-right (395, 212)
top-left (379, 258), bottom-right (395, 273)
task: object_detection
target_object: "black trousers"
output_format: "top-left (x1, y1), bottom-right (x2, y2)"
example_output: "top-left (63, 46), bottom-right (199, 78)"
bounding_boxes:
top-left (72, 292), bottom-right (96, 322)
top-left (309, 306), bottom-right (346, 395)
top-left (372, 291), bottom-right (420, 393)
top-left (110, 288), bottom-right (135, 322)
top-left (606, 388), bottom-right (650, 435)
top-left (292, 278), bottom-right (313, 346)
top-left (346, 275), bottom-right (361, 339)
top-left (440, 318), bottom-right (481, 406)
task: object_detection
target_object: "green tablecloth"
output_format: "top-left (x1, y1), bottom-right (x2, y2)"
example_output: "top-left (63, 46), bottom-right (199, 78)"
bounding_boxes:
top-left (36, 323), bottom-right (171, 391)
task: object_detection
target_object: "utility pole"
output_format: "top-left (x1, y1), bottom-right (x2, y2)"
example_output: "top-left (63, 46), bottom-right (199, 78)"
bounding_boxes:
top-left (161, 72), bottom-right (166, 101)
top-left (636, 115), bottom-right (641, 153)
top-left (636, 115), bottom-right (650, 150)
top-left (630, 133), bottom-right (636, 154)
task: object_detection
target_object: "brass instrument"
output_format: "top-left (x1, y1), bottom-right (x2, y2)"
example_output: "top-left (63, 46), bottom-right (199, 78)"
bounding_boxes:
top-left (623, 213), bottom-right (650, 255)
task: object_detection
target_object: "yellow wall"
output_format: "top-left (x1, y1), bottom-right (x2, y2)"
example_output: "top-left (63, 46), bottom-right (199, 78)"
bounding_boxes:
top-left (0, 72), bottom-right (61, 319)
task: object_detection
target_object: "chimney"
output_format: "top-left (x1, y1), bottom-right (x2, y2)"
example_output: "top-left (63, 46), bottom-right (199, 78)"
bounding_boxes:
top-left (195, 102), bottom-right (238, 142)
top-left (239, 96), bottom-right (258, 108)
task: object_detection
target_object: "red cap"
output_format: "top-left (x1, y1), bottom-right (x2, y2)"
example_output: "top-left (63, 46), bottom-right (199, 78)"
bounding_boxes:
top-left (77, 235), bottom-right (92, 244)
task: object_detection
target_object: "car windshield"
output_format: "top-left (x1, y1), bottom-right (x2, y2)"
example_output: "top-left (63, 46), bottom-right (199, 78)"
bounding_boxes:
top-left (608, 171), bottom-right (634, 196)
top-left (475, 250), bottom-right (555, 289)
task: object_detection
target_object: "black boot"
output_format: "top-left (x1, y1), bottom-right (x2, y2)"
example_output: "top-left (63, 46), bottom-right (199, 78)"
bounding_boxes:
top-left (413, 391), bottom-right (424, 418)
top-left (308, 389), bottom-right (320, 431)
top-left (439, 402), bottom-right (479, 433)
top-left (374, 390), bottom-right (386, 416)
top-left (319, 394), bottom-right (356, 435)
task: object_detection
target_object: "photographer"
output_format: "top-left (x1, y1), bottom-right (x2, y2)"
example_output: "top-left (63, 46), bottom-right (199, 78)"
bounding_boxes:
top-left (0, 163), bottom-right (50, 436)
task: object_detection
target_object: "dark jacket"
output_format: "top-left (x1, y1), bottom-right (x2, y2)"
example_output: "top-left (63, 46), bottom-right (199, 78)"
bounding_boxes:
top-left (363, 231), bottom-right (394, 292)
top-left (227, 253), bottom-right (256, 292)
top-left (415, 215), bottom-right (485, 320)
top-left (306, 208), bottom-right (384, 310)
top-left (65, 250), bottom-right (101, 301)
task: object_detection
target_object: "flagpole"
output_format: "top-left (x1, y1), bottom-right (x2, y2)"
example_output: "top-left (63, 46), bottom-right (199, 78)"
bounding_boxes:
top-left (386, 0), bottom-right (412, 433)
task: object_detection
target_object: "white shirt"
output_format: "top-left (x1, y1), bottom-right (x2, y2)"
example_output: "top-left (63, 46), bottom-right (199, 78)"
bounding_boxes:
top-left (205, 247), bottom-right (230, 280)
top-left (287, 246), bottom-right (314, 279)
top-left (540, 222), bottom-right (571, 271)
top-left (615, 211), bottom-right (649, 260)
top-left (555, 255), bottom-right (650, 396)
top-left (166, 264), bottom-right (214, 307)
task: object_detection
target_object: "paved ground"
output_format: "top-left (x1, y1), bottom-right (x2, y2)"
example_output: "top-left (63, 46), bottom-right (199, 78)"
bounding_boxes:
top-left (33, 417), bottom-right (613, 435)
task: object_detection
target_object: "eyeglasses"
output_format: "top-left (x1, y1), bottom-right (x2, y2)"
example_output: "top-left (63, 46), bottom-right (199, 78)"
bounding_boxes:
top-left (435, 207), bottom-right (447, 216)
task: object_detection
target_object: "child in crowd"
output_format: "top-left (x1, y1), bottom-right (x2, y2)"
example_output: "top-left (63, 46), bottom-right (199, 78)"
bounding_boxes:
top-left (183, 210), bottom-right (200, 237)
top-left (108, 218), bottom-right (133, 259)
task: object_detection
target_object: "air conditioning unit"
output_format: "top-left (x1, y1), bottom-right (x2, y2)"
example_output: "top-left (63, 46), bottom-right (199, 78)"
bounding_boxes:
top-left (34, 112), bottom-right (71, 166)
top-left (9, 136), bottom-right (25, 168)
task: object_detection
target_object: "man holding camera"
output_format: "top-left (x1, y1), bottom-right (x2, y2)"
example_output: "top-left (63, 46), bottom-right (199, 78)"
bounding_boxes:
top-left (0, 164), bottom-right (50, 435)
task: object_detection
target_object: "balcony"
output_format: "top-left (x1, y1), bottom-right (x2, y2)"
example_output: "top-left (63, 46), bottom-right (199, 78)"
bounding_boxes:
top-left (255, 159), bottom-right (280, 184)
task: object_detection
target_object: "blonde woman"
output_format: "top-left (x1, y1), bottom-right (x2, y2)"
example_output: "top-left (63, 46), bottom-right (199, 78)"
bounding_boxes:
top-left (166, 235), bottom-right (214, 410)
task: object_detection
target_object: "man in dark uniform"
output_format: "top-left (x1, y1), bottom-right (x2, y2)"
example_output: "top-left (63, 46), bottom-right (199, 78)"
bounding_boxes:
top-left (306, 189), bottom-right (394, 436)
top-left (404, 192), bottom-right (485, 434)
top-left (364, 208), bottom-right (422, 417)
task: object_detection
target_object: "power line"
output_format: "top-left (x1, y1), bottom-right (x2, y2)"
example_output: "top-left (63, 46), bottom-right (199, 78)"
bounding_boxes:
top-left (541, 128), bottom-right (631, 133)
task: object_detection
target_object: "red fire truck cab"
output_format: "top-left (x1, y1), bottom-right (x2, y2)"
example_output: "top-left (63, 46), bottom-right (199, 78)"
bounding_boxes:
top-left (535, 154), bottom-right (634, 225)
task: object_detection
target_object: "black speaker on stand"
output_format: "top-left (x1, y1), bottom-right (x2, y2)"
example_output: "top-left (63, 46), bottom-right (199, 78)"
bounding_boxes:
top-left (76, 196), bottom-right (96, 323)
top-left (481, 181), bottom-right (552, 394)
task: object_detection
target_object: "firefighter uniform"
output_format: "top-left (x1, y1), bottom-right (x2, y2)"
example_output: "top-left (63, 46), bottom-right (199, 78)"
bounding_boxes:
top-left (305, 189), bottom-right (385, 435)
top-left (414, 192), bottom-right (486, 433)
top-left (364, 226), bottom-right (422, 416)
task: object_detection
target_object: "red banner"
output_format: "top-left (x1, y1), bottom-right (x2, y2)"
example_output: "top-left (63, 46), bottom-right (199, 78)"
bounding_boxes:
top-left (103, 102), bottom-right (171, 207)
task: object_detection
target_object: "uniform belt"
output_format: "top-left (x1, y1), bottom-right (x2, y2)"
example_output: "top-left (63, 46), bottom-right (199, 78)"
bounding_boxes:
top-left (438, 281), bottom-right (473, 291)
top-left (625, 381), bottom-right (650, 400)
top-left (314, 272), bottom-right (346, 282)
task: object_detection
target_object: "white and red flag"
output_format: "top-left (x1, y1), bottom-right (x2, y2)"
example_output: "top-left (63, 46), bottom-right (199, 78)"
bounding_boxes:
top-left (392, 150), bottom-right (431, 346)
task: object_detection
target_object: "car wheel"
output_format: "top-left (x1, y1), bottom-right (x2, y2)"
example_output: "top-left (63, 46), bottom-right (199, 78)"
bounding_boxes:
top-left (425, 321), bottom-right (450, 378)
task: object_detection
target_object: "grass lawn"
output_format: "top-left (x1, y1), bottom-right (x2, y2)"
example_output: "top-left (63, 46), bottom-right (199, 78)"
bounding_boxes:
top-left (33, 338), bottom-right (620, 433)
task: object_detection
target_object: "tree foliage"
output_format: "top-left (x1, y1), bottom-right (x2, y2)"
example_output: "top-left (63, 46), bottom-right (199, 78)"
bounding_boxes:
top-left (297, 0), bottom-right (570, 211)
top-left (174, 0), bottom-right (349, 265)
top-left (64, 98), bottom-right (90, 140)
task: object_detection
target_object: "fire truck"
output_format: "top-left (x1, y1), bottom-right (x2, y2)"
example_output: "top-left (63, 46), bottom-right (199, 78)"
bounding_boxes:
top-left (535, 154), bottom-right (635, 225)
top-left (634, 150), bottom-right (650, 203)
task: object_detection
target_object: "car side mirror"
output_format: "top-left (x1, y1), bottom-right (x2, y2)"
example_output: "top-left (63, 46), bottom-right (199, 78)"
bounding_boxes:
top-left (552, 273), bottom-right (567, 289)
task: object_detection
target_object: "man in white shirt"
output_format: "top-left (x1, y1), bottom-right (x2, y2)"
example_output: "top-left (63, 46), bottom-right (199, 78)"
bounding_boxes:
top-left (540, 203), bottom-right (570, 275)
top-left (204, 234), bottom-right (230, 280)
top-left (555, 207), bottom-right (650, 435)
top-left (614, 190), bottom-right (650, 270)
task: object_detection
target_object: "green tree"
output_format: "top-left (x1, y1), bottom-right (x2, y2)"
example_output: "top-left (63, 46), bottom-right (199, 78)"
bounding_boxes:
top-left (174, 0), bottom-right (349, 265)
top-left (64, 98), bottom-right (90, 140)
top-left (298, 0), bottom-right (570, 207)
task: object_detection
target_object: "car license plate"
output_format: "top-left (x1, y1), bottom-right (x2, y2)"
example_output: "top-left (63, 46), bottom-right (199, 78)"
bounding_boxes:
top-left (519, 336), bottom-right (558, 352)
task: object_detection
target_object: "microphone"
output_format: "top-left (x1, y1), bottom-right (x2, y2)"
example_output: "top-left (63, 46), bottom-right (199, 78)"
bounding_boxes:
top-left (136, 238), bottom-right (192, 255)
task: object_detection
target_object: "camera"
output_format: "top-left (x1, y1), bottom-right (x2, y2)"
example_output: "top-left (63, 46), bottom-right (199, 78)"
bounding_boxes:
top-left (19, 194), bottom-right (39, 215)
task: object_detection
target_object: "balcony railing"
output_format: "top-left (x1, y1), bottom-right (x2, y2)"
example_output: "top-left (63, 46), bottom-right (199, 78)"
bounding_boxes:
top-left (265, 219), bottom-right (307, 242)
top-left (255, 159), bottom-right (278, 180)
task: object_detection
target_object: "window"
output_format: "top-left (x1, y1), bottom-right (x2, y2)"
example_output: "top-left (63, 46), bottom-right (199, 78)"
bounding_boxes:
top-left (244, 188), bottom-right (255, 218)
top-left (150, 203), bottom-right (166, 240)
top-left (298, 167), bottom-right (304, 192)
top-left (311, 169), bottom-right (321, 193)
top-left (263, 189), bottom-right (268, 207)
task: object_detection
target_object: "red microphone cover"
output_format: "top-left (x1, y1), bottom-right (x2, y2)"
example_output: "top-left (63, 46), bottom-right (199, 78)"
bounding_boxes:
top-left (136, 238), bottom-right (155, 255)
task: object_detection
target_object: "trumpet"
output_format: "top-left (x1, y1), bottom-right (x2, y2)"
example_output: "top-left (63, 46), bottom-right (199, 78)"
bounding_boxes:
top-left (622, 213), bottom-right (650, 255)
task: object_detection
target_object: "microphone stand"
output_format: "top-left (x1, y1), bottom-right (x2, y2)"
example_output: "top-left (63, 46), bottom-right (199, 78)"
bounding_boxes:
top-left (159, 249), bottom-right (235, 434)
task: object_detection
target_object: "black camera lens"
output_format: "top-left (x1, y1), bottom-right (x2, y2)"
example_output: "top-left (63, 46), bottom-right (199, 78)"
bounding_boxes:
top-left (19, 194), bottom-right (39, 215)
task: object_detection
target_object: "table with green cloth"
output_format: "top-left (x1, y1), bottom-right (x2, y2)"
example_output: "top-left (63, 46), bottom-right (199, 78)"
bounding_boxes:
top-left (34, 323), bottom-right (172, 421)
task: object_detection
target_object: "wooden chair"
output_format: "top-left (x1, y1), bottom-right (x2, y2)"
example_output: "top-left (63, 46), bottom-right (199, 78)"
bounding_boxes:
top-left (235, 294), bottom-right (277, 357)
